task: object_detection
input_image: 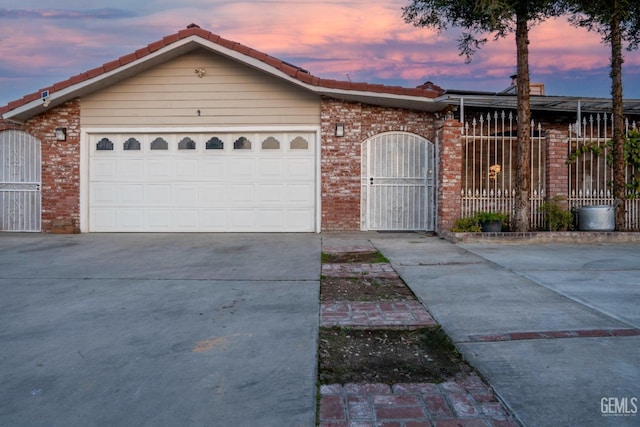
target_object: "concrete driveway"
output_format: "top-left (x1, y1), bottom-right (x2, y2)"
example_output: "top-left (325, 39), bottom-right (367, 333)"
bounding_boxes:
top-left (373, 236), bottom-right (640, 427)
top-left (0, 233), bottom-right (320, 427)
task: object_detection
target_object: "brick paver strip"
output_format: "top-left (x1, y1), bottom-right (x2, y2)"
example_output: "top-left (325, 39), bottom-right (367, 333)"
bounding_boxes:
top-left (466, 328), bottom-right (640, 342)
top-left (320, 300), bottom-right (436, 328)
top-left (322, 263), bottom-right (398, 278)
top-left (318, 376), bottom-right (519, 427)
top-left (322, 245), bottom-right (377, 254)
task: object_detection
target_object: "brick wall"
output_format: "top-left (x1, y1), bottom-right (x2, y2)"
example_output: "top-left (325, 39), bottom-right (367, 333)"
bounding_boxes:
top-left (0, 99), bottom-right (81, 233)
top-left (4, 96), bottom-right (441, 234)
top-left (545, 129), bottom-right (569, 209)
top-left (436, 120), bottom-right (463, 232)
top-left (320, 97), bottom-right (437, 231)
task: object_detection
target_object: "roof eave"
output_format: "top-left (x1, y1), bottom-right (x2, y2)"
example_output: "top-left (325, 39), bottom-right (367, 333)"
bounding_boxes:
top-left (2, 37), bottom-right (207, 122)
top-left (316, 88), bottom-right (447, 112)
top-left (438, 93), bottom-right (640, 115)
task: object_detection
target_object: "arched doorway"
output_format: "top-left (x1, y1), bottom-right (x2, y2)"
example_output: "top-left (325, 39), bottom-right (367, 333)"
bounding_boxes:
top-left (0, 130), bottom-right (41, 231)
top-left (361, 132), bottom-right (435, 231)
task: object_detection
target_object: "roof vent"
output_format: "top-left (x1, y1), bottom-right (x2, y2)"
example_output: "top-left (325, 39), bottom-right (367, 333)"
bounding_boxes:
top-left (416, 81), bottom-right (443, 93)
top-left (187, 23), bottom-right (200, 29)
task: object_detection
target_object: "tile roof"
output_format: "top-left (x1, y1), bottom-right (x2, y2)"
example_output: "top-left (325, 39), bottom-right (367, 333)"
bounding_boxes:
top-left (0, 24), bottom-right (444, 117)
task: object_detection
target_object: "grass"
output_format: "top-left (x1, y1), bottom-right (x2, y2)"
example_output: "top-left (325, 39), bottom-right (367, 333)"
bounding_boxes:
top-left (321, 250), bottom-right (390, 264)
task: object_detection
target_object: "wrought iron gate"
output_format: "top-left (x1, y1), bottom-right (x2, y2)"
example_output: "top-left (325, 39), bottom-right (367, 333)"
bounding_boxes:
top-left (461, 111), bottom-right (546, 229)
top-left (0, 130), bottom-right (41, 232)
top-left (362, 132), bottom-right (435, 231)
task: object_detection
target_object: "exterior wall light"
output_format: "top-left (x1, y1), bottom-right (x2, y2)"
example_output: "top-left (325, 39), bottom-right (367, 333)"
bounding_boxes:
top-left (55, 127), bottom-right (67, 141)
top-left (335, 123), bottom-right (345, 137)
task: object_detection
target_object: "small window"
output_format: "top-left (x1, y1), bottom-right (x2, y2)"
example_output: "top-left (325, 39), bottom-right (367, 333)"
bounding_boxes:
top-left (290, 136), bottom-right (309, 150)
top-left (262, 136), bottom-right (280, 150)
top-left (233, 137), bottom-right (252, 150)
top-left (96, 138), bottom-right (114, 151)
top-left (178, 137), bottom-right (196, 150)
top-left (123, 138), bottom-right (141, 151)
top-left (206, 137), bottom-right (224, 150)
top-left (150, 137), bottom-right (168, 150)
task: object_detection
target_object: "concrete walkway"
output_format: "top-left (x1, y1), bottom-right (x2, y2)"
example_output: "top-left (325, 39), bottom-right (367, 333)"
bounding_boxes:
top-left (371, 234), bottom-right (640, 427)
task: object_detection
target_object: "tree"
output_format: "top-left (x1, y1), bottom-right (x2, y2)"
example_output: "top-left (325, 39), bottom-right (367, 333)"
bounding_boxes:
top-left (403, 0), bottom-right (565, 231)
top-left (566, 0), bottom-right (640, 230)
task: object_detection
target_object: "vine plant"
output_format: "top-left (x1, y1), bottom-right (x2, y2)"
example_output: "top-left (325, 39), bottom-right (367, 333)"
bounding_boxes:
top-left (567, 129), bottom-right (640, 197)
top-left (619, 130), bottom-right (640, 195)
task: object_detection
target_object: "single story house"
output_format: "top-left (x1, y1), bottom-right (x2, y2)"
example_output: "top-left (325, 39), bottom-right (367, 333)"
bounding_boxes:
top-left (2, 24), bottom-right (639, 233)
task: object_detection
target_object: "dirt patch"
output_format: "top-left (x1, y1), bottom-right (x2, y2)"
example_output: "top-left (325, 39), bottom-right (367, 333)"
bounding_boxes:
top-left (322, 251), bottom-right (388, 264)
top-left (319, 249), bottom-right (471, 385)
top-left (321, 276), bottom-right (416, 302)
top-left (318, 326), bottom-right (471, 385)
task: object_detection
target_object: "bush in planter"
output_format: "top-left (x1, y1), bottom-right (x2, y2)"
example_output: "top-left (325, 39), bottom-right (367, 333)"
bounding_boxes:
top-left (451, 211), bottom-right (508, 232)
top-left (474, 211), bottom-right (509, 224)
top-left (474, 211), bottom-right (509, 232)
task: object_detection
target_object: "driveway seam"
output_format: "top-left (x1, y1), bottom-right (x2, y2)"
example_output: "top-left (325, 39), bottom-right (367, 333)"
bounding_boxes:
top-left (461, 328), bottom-right (640, 343)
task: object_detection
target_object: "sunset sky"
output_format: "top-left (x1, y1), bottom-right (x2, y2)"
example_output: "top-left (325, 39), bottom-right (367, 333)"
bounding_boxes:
top-left (1, 0), bottom-right (639, 107)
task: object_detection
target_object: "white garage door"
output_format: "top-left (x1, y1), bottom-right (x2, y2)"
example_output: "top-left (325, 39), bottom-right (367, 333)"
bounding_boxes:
top-left (88, 132), bottom-right (317, 232)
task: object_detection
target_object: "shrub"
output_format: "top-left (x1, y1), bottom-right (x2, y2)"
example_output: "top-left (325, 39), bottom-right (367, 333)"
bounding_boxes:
top-left (539, 196), bottom-right (574, 231)
top-left (451, 216), bottom-right (481, 232)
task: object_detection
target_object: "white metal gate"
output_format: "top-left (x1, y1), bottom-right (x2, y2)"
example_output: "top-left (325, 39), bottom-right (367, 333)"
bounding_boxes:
top-left (362, 132), bottom-right (435, 231)
top-left (0, 130), bottom-right (41, 232)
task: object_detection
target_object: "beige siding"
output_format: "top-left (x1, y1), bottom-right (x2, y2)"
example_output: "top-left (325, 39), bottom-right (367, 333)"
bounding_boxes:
top-left (80, 49), bottom-right (320, 127)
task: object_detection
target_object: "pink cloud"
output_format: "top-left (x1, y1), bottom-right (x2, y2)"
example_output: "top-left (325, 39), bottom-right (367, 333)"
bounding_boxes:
top-left (0, 2), bottom-right (638, 105)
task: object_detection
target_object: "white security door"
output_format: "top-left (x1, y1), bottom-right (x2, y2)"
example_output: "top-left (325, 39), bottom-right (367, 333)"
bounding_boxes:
top-left (362, 132), bottom-right (435, 231)
top-left (88, 132), bottom-right (316, 232)
top-left (0, 130), bottom-right (41, 232)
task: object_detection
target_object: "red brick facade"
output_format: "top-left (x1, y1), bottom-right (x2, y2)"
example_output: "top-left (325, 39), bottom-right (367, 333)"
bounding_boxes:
top-left (0, 99), bottom-right (81, 233)
top-left (545, 128), bottom-right (570, 210)
top-left (320, 98), bottom-right (438, 231)
top-left (437, 120), bottom-right (464, 231)
top-left (0, 96), bottom-right (582, 234)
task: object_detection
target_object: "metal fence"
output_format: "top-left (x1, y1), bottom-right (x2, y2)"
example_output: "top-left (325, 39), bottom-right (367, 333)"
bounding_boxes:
top-left (568, 114), bottom-right (639, 230)
top-left (461, 111), bottom-right (545, 229)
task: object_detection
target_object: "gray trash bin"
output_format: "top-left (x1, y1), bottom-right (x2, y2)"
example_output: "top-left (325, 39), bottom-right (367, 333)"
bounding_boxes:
top-left (578, 205), bottom-right (615, 231)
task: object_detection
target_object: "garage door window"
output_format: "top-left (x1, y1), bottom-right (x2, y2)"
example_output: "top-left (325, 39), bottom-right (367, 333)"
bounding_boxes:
top-left (290, 137), bottom-right (309, 150)
top-left (206, 137), bottom-right (224, 150)
top-left (151, 137), bottom-right (168, 150)
top-left (97, 138), bottom-right (114, 151)
top-left (123, 138), bottom-right (140, 151)
top-left (262, 137), bottom-right (280, 150)
top-left (178, 137), bottom-right (196, 150)
top-left (234, 137), bottom-right (252, 150)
